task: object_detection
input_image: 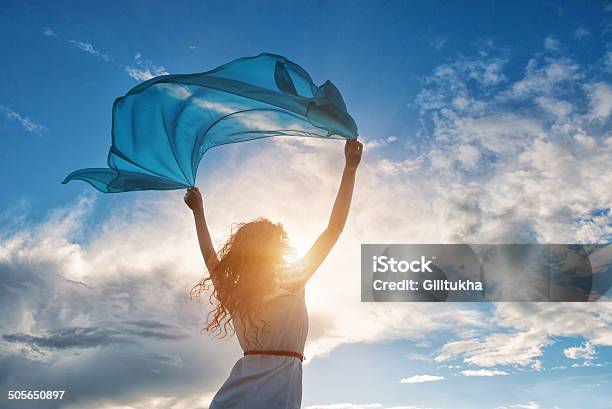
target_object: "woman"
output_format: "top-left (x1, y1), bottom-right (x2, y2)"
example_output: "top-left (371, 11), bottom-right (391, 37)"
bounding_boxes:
top-left (184, 139), bottom-right (363, 409)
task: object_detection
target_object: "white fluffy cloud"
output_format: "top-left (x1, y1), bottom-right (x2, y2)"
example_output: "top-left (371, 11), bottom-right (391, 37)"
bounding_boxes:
top-left (413, 38), bottom-right (612, 244)
top-left (125, 52), bottom-right (170, 81)
top-left (461, 369), bottom-right (509, 377)
top-left (495, 303), bottom-right (612, 347)
top-left (399, 375), bottom-right (445, 384)
top-left (586, 82), bottom-right (612, 120)
top-left (435, 303), bottom-right (612, 368)
top-left (563, 342), bottom-right (596, 360)
top-left (435, 330), bottom-right (550, 367)
top-left (503, 57), bottom-right (581, 99)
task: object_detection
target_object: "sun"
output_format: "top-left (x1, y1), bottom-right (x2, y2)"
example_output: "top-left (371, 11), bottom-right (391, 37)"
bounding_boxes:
top-left (286, 230), bottom-right (314, 263)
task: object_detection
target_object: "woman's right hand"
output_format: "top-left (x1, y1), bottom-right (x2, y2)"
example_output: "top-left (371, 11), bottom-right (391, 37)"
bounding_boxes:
top-left (184, 187), bottom-right (203, 212)
top-left (344, 139), bottom-right (363, 171)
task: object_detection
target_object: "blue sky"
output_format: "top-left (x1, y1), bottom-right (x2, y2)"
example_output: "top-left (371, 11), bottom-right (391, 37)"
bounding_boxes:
top-left (2, 0), bottom-right (609, 215)
top-left (1, 1), bottom-right (611, 409)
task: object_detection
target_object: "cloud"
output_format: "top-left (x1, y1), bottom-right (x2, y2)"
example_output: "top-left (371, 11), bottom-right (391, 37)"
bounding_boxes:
top-left (66, 392), bottom-right (215, 409)
top-left (435, 302), bottom-right (612, 369)
top-left (3, 321), bottom-right (189, 350)
top-left (573, 27), bottom-right (591, 39)
top-left (0, 196), bottom-right (235, 408)
top-left (570, 360), bottom-right (603, 368)
top-left (306, 405), bottom-right (431, 409)
top-left (362, 136), bottom-right (398, 150)
top-left (399, 375), bottom-right (445, 384)
top-left (82, 399), bottom-right (434, 409)
top-left (563, 342), bottom-right (596, 360)
top-left (586, 82), bottom-right (612, 120)
top-left (535, 96), bottom-right (573, 117)
top-left (461, 369), bottom-right (509, 377)
top-left (416, 55), bottom-right (507, 109)
top-left (125, 66), bottom-right (169, 81)
top-left (43, 28), bottom-right (111, 62)
top-left (544, 36), bottom-right (561, 51)
top-left (66, 39), bottom-right (110, 61)
top-left (42, 29), bottom-right (169, 81)
top-left (306, 405), bottom-right (387, 409)
top-left (435, 330), bottom-right (551, 367)
top-left (125, 52), bottom-right (170, 81)
top-left (531, 360), bottom-right (543, 371)
top-left (0, 105), bottom-right (47, 134)
top-left (413, 41), bottom-right (612, 245)
top-left (2, 327), bottom-right (131, 350)
top-left (43, 27), bottom-right (57, 37)
top-left (495, 403), bottom-right (541, 409)
top-left (514, 403), bottom-right (540, 409)
top-left (429, 36), bottom-right (447, 51)
top-left (495, 304), bottom-right (612, 347)
top-left (502, 57), bottom-right (581, 100)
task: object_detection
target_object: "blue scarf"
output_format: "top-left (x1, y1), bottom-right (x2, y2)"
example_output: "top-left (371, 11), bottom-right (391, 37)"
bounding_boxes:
top-left (63, 53), bottom-right (358, 192)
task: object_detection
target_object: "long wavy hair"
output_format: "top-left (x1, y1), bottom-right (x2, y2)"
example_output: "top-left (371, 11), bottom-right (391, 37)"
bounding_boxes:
top-left (190, 218), bottom-right (290, 345)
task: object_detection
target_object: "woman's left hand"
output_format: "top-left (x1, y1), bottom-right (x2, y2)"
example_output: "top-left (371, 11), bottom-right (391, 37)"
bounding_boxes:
top-left (184, 187), bottom-right (203, 212)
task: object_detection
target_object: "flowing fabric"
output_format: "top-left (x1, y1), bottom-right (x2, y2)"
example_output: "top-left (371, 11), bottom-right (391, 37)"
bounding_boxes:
top-left (62, 53), bottom-right (358, 193)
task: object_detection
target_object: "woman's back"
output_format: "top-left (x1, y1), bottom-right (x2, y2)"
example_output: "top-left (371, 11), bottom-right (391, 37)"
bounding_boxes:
top-left (209, 285), bottom-right (308, 409)
top-left (236, 285), bottom-right (308, 353)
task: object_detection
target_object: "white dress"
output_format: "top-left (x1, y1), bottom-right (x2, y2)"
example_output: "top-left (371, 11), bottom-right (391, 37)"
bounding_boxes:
top-left (209, 284), bottom-right (308, 409)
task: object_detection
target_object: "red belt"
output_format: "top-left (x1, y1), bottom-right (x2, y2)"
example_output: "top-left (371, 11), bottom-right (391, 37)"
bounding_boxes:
top-left (244, 349), bottom-right (304, 362)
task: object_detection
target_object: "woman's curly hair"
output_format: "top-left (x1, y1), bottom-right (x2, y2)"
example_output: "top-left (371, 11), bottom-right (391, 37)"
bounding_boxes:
top-left (190, 218), bottom-right (290, 345)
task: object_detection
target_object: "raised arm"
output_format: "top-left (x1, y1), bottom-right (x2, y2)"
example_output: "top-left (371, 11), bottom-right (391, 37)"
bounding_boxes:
top-left (184, 187), bottom-right (219, 272)
top-left (298, 139), bottom-right (363, 282)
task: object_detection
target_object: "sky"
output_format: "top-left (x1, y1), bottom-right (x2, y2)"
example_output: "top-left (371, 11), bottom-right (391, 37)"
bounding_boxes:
top-left (0, 1), bottom-right (611, 408)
